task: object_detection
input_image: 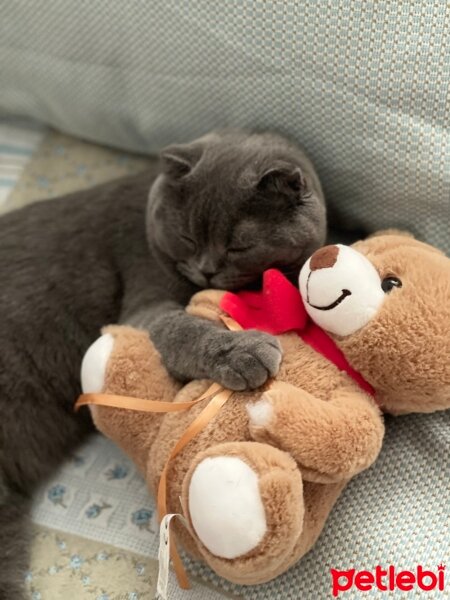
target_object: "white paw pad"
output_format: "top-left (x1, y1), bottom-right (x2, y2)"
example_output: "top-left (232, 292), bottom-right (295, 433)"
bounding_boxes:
top-left (188, 456), bottom-right (266, 559)
top-left (81, 333), bottom-right (114, 393)
top-left (246, 396), bottom-right (273, 427)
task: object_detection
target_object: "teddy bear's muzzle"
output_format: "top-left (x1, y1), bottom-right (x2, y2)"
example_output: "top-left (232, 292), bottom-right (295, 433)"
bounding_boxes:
top-left (299, 244), bottom-right (386, 336)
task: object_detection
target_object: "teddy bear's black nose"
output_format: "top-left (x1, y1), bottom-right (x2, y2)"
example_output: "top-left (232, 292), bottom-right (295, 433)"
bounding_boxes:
top-left (310, 245), bottom-right (339, 271)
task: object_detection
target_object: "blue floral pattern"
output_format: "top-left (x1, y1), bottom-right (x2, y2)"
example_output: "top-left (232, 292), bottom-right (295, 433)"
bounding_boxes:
top-left (47, 484), bottom-right (68, 508)
top-left (96, 552), bottom-right (109, 561)
top-left (70, 554), bottom-right (84, 570)
top-left (72, 454), bottom-right (86, 467)
top-left (85, 501), bottom-right (112, 519)
top-left (105, 463), bottom-right (129, 480)
top-left (25, 526), bottom-right (168, 600)
top-left (48, 566), bottom-right (59, 575)
top-left (130, 508), bottom-right (154, 532)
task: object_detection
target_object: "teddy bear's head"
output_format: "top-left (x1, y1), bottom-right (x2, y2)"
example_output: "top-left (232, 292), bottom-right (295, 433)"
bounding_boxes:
top-left (299, 232), bottom-right (450, 415)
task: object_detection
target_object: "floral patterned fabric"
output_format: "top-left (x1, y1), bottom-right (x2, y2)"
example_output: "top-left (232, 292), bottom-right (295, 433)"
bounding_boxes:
top-left (32, 434), bottom-right (161, 561)
top-left (2, 128), bottom-right (152, 215)
top-left (27, 525), bottom-right (157, 600)
top-left (27, 525), bottom-right (239, 600)
top-left (29, 425), bottom-right (234, 600)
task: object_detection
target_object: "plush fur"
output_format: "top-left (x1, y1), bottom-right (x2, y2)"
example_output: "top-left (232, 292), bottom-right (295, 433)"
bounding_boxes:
top-left (83, 233), bottom-right (450, 585)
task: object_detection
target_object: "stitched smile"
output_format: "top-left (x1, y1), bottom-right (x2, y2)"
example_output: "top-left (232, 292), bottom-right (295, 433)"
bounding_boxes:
top-left (308, 289), bottom-right (352, 311)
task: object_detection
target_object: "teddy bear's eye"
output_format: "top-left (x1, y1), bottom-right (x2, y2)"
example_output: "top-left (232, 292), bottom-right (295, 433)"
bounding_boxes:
top-left (381, 276), bottom-right (402, 293)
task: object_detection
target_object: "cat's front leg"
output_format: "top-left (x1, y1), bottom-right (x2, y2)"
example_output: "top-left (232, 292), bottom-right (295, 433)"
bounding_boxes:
top-left (124, 303), bottom-right (282, 391)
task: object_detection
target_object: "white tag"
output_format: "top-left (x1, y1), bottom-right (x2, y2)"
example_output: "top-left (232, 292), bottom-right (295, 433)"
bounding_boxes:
top-left (155, 513), bottom-right (188, 600)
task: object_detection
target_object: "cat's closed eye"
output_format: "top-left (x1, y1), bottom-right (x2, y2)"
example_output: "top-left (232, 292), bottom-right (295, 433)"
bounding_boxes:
top-left (227, 245), bottom-right (254, 255)
top-left (180, 234), bottom-right (197, 251)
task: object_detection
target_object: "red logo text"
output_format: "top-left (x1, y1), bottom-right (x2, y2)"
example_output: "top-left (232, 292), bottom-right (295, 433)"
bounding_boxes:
top-left (331, 565), bottom-right (446, 597)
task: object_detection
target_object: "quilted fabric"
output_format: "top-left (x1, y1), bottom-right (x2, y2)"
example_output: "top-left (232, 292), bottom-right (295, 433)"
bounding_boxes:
top-left (1, 1), bottom-right (449, 252)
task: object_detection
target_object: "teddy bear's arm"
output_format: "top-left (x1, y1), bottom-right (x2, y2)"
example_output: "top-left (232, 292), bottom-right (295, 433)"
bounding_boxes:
top-left (247, 381), bottom-right (384, 483)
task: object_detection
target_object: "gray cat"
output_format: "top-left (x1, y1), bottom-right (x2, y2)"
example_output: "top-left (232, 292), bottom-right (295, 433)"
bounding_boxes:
top-left (0, 129), bottom-right (325, 598)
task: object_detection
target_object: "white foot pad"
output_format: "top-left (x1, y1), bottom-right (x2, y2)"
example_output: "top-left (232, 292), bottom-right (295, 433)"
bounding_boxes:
top-left (81, 333), bottom-right (114, 393)
top-left (188, 456), bottom-right (266, 559)
top-left (247, 397), bottom-right (273, 427)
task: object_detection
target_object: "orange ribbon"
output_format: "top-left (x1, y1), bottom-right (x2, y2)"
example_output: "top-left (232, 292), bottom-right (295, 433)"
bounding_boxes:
top-left (75, 315), bottom-right (242, 589)
top-left (156, 385), bottom-right (234, 588)
top-left (75, 382), bottom-right (223, 414)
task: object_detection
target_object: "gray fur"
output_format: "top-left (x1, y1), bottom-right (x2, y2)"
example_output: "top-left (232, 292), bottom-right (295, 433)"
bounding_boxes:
top-left (0, 130), bottom-right (325, 597)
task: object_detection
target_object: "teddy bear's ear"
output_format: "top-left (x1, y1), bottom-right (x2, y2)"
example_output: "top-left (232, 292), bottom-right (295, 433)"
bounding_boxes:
top-left (365, 230), bottom-right (446, 257)
top-left (367, 229), bottom-right (415, 239)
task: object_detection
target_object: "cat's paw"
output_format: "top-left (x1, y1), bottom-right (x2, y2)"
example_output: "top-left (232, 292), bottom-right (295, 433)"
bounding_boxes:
top-left (212, 330), bottom-right (282, 391)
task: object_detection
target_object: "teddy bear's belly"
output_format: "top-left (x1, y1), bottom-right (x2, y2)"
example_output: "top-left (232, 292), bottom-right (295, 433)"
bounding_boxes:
top-left (277, 333), bottom-right (354, 400)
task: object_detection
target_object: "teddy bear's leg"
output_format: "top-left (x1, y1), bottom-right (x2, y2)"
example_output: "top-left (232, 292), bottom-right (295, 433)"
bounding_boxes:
top-left (80, 325), bottom-right (181, 472)
top-left (288, 479), bottom-right (347, 567)
top-left (180, 441), bottom-right (304, 585)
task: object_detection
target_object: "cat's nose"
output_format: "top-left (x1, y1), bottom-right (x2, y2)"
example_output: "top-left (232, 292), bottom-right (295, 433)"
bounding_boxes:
top-left (197, 255), bottom-right (218, 281)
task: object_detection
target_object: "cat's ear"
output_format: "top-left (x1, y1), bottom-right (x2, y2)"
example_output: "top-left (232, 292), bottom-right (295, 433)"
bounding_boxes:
top-left (257, 162), bottom-right (305, 197)
top-left (160, 143), bottom-right (202, 179)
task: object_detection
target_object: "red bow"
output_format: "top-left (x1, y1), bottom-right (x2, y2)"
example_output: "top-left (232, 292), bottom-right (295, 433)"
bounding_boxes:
top-left (220, 269), bottom-right (375, 398)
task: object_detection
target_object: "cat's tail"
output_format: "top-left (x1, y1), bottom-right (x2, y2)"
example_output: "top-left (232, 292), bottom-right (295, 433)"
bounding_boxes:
top-left (0, 489), bottom-right (31, 600)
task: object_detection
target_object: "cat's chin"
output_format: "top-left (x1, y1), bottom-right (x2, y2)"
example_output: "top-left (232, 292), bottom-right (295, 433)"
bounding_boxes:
top-left (182, 264), bottom-right (305, 291)
top-left (211, 265), bottom-right (304, 291)
top-left (209, 273), bottom-right (260, 291)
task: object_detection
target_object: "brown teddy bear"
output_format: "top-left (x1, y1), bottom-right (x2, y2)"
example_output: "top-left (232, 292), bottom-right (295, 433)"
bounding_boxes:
top-left (78, 232), bottom-right (450, 587)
